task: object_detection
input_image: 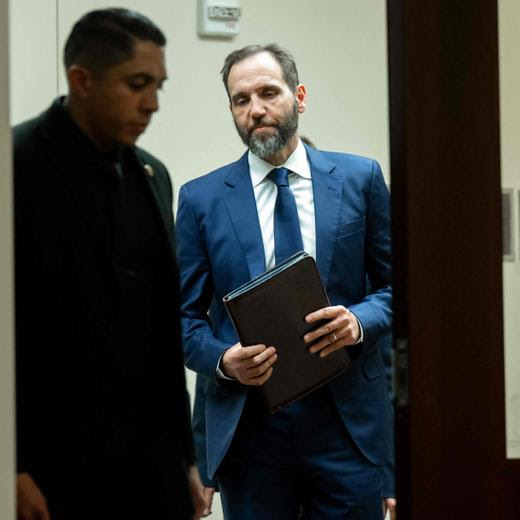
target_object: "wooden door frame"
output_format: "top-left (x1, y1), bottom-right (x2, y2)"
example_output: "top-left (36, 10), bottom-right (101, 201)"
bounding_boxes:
top-left (387, 1), bottom-right (520, 517)
top-left (0, 0), bottom-right (15, 517)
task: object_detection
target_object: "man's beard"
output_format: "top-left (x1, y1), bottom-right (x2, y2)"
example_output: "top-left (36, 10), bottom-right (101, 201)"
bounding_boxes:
top-left (234, 102), bottom-right (299, 159)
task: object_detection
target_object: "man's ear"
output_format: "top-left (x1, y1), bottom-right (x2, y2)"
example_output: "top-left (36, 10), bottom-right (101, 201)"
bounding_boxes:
top-left (295, 84), bottom-right (307, 113)
top-left (66, 65), bottom-right (93, 99)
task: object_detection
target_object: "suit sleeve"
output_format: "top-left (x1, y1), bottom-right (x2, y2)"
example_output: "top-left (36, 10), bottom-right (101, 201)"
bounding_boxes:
top-left (146, 160), bottom-right (196, 467)
top-left (14, 153), bottom-right (31, 474)
top-left (13, 137), bottom-right (43, 476)
top-left (175, 185), bottom-right (231, 381)
top-left (348, 160), bottom-right (392, 346)
top-left (192, 375), bottom-right (219, 488)
top-left (161, 164), bottom-right (197, 466)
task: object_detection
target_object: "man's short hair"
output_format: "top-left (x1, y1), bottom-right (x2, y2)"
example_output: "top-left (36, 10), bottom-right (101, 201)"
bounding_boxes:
top-left (63, 8), bottom-right (166, 76)
top-left (221, 43), bottom-right (299, 96)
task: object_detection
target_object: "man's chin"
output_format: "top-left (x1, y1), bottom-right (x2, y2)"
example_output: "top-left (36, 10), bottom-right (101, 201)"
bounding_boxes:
top-left (248, 136), bottom-right (285, 159)
top-left (117, 133), bottom-right (140, 147)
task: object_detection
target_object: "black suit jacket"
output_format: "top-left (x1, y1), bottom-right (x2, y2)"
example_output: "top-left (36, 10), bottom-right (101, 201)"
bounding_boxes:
top-left (13, 99), bottom-right (194, 516)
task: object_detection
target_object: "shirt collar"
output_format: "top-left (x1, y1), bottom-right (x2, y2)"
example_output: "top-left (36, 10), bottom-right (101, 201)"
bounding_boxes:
top-left (248, 138), bottom-right (312, 188)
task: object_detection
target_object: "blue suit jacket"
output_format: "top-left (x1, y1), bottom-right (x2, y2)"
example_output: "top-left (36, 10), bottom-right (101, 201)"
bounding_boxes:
top-left (176, 145), bottom-right (393, 489)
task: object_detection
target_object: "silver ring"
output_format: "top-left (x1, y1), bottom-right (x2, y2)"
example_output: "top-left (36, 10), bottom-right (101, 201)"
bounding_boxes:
top-left (332, 333), bottom-right (337, 343)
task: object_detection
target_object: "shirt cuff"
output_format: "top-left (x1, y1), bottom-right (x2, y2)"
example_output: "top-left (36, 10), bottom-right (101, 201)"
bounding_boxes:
top-left (216, 351), bottom-right (236, 380)
top-left (350, 311), bottom-right (364, 344)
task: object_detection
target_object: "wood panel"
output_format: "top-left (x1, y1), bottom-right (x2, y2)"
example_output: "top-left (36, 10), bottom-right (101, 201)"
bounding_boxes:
top-left (387, 1), bottom-right (520, 517)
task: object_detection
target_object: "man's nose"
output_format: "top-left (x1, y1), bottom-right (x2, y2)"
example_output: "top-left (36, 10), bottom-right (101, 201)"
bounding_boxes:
top-left (141, 89), bottom-right (159, 113)
top-left (250, 96), bottom-right (266, 119)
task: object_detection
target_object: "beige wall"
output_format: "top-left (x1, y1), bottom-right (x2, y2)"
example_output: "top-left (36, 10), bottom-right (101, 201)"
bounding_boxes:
top-left (9, 0), bottom-right (58, 124)
top-left (1, 0), bottom-right (15, 516)
top-left (11, 0), bottom-right (389, 390)
top-left (52, 0), bottom-right (389, 192)
top-left (499, 0), bottom-right (520, 459)
top-left (8, 2), bottom-right (389, 517)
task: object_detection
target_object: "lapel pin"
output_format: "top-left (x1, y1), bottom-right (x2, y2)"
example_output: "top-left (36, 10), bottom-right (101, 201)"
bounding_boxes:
top-left (143, 164), bottom-right (154, 178)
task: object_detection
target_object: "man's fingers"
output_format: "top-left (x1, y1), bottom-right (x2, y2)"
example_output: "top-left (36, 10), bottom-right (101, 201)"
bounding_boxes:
top-left (308, 325), bottom-right (345, 352)
top-left (308, 324), bottom-right (355, 356)
top-left (17, 474), bottom-right (50, 520)
top-left (305, 305), bottom-right (341, 323)
top-left (202, 487), bottom-right (215, 517)
top-left (309, 320), bottom-right (358, 353)
top-left (250, 346), bottom-right (276, 365)
top-left (308, 337), bottom-right (328, 354)
top-left (235, 343), bottom-right (269, 359)
top-left (223, 344), bottom-right (270, 377)
top-left (303, 306), bottom-right (355, 344)
top-left (247, 351), bottom-right (277, 377)
top-left (385, 498), bottom-right (397, 520)
top-left (228, 344), bottom-right (277, 385)
top-left (303, 317), bottom-right (342, 343)
top-left (314, 341), bottom-right (344, 358)
top-left (249, 366), bottom-right (273, 386)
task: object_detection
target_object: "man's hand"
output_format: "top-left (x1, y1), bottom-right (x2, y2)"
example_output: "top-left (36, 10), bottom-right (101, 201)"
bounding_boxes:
top-left (17, 473), bottom-right (50, 520)
top-left (188, 465), bottom-right (206, 520)
top-left (383, 497), bottom-right (396, 520)
top-left (201, 487), bottom-right (215, 517)
top-left (304, 305), bottom-right (360, 357)
top-left (221, 343), bottom-right (277, 385)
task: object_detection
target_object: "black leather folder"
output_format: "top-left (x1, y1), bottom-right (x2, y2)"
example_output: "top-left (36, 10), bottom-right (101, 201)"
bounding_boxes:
top-left (223, 251), bottom-right (351, 413)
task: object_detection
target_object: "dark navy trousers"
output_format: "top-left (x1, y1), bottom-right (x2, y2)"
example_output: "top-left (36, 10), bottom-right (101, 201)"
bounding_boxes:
top-left (217, 387), bottom-right (384, 520)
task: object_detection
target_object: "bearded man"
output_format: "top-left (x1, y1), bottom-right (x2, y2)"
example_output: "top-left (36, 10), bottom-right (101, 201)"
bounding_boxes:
top-left (175, 44), bottom-right (394, 520)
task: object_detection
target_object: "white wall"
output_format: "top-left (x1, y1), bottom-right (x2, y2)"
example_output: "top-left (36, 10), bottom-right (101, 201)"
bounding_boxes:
top-left (8, 2), bottom-right (389, 517)
top-left (9, 0), bottom-right (58, 124)
top-left (498, 0), bottom-right (520, 460)
top-left (0, 0), bottom-right (15, 516)
top-left (52, 0), bottom-right (389, 192)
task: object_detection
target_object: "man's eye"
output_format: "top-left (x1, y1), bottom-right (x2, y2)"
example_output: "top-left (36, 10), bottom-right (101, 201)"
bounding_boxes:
top-left (129, 82), bottom-right (146, 91)
top-left (235, 98), bottom-right (247, 106)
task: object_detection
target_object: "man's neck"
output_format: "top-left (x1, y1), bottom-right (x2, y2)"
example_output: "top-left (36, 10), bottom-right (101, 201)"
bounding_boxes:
top-left (63, 96), bottom-right (114, 152)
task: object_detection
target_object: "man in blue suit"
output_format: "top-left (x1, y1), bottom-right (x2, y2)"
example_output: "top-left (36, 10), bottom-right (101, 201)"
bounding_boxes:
top-left (176, 44), bottom-right (393, 519)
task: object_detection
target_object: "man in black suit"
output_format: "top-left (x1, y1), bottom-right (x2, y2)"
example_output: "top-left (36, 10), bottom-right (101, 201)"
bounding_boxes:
top-left (14, 9), bottom-right (204, 520)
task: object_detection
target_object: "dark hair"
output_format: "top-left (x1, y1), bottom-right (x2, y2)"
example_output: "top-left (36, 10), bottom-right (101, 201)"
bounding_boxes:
top-left (63, 8), bottom-right (166, 75)
top-left (221, 43), bottom-right (299, 95)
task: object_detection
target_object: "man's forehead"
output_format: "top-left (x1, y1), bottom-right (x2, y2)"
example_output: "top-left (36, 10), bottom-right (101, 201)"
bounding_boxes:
top-left (231, 52), bottom-right (283, 77)
top-left (110, 40), bottom-right (166, 77)
top-left (228, 53), bottom-right (286, 91)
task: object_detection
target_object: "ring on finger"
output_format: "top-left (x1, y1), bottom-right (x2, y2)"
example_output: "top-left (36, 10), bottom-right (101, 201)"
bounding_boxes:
top-left (331, 333), bottom-right (337, 343)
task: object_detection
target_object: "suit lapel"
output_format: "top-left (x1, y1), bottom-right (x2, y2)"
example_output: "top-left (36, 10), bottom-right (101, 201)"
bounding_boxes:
top-left (224, 153), bottom-right (266, 279)
top-left (306, 145), bottom-right (342, 289)
top-left (133, 153), bottom-right (172, 234)
top-left (140, 163), bottom-right (165, 213)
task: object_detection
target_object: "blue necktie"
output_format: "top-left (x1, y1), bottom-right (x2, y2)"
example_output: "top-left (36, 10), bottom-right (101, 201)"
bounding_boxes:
top-left (268, 167), bottom-right (304, 264)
